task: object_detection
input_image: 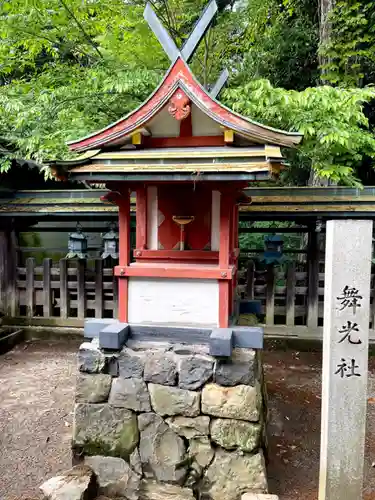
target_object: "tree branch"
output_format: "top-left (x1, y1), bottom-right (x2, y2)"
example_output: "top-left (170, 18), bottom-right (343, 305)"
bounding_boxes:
top-left (58, 0), bottom-right (103, 59)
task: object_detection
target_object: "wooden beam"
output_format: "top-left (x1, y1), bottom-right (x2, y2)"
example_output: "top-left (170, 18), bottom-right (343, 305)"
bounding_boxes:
top-left (118, 190), bottom-right (130, 322)
top-left (219, 193), bottom-right (233, 327)
top-left (135, 186), bottom-right (147, 250)
top-left (114, 265), bottom-right (233, 280)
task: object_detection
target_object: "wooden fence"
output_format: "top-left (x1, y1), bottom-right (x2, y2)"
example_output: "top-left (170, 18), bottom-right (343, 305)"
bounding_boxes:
top-left (8, 256), bottom-right (375, 339)
top-left (10, 258), bottom-right (118, 326)
top-left (237, 260), bottom-right (323, 326)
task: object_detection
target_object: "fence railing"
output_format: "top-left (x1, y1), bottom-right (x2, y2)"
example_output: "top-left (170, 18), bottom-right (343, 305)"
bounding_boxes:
top-left (238, 259), bottom-right (375, 338)
top-left (11, 256), bottom-right (375, 339)
top-left (237, 261), bottom-right (323, 327)
top-left (13, 258), bottom-right (118, 325)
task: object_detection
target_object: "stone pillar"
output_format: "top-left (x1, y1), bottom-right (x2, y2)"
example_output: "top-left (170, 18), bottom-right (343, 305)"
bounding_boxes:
top-left (319, 219), bottom-right (373, 500)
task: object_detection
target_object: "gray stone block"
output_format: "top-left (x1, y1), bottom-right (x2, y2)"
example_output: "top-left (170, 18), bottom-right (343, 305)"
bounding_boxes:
top-left (140, 479), bottom-right (194, 499)
top-left (40, 465), bottom-right (98, 500)
top-left (215, 349), bottom-right (256, 387)
top-left (84, 318), bottom-right (118, 339)
top-left (129, 448), bottom-right (143, 476)
top-left (202, 383), bottom-right (260, 422)
top-left (165, 416), bottom-right (210, 439)
top-left (232, 327), bottom-right (263, 349)
top-left (138, 413), bottom-right (187, 484)
top-left (76, 374), bottom-right (112, 403)
top-left (99, 322), bottom-right (129, 350)
top-left (78, 342), bottom-right (106, 374)
top-left (203, 449), bottom-right (267, 500)
top-left (178, 355), bottom-right (214, 390)
top-left (144, 352), bottom-right (177, 386)
top-left (73, 403), bottom-right (139, 457)
top-left (108, 377), bottom-right (151, 412)
top-left (209, 329), bottom-right (233, 357)
top-left (210, 418), bottom-right (261, 452)
top-left (188, 436), bottom-right (215, 468)
top-left (118, 348), bottom-right (145, 379)
top-left (148, 384), bottom-right (200, 417)
top-left (84, 455), bottom-right (140, 500)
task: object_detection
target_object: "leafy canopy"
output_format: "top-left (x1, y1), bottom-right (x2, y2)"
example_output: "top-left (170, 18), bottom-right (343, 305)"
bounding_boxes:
top-left (224, 80), bottom-right (375, 186)
top-left (0, 0), bottom-right (374, 186)
top-left (320, 0), bottom-right (375, 87)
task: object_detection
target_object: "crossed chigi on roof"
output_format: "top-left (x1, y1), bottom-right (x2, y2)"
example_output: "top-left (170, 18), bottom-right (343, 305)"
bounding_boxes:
top-left (144, 0), bottom-right (229, 98)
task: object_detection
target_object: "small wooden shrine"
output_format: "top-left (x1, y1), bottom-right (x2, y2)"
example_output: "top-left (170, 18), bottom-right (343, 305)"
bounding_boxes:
top-left (51, 0), bottom-right (302, 348)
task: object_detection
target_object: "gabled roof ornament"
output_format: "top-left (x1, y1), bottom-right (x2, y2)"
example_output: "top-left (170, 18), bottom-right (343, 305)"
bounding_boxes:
top-left (144, 0), bottom-right (228, 97)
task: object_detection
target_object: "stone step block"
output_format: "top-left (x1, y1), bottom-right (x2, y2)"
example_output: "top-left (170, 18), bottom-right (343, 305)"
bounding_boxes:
top-left (99, 322), bottom-right (129, 350)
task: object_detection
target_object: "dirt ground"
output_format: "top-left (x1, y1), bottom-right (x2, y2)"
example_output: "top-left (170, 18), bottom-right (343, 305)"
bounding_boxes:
top-left (0, 339), bottom-right (375, 500)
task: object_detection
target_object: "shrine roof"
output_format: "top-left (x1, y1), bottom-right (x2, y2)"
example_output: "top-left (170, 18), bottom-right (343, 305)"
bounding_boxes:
top-left (53, 0), bottom-right (303, 183)
top-left (2, 187), bottom-right (375, 221)
top-left (52, 145), bottom-right (285, 182)
top-left (66, 58), bottom-right (302, 153)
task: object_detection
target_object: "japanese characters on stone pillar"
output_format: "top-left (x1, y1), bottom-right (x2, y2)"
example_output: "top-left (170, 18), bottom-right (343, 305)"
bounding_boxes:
top-left (319, 219), bottom-right (373, 500)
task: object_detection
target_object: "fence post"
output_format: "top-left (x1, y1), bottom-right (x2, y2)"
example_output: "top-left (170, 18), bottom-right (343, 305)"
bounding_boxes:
top-left (95, 259), bottom-right (103, 318)
top-left (266, 264), bottom-right (275, 325)
top-left (286, 262), bottom-right (296, 326)
top-left (307, 229), bottom-right (319, 328)
top-left (0, 230), bottom-right (18, 317)
top-left (77, 259), bottom-right (86, 320)
top-left (246, 260), bottom-right (255, 299)
top-left (60, 258), bottom-right (68, 319)
top-left (26, 257), bottom-right (35, 318)
top-left (43, 258), bottom-right (52, 317)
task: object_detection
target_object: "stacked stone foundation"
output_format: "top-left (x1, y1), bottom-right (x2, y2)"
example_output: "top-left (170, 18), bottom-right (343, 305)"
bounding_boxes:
top-left (73, 338), bottom-right (268, 500)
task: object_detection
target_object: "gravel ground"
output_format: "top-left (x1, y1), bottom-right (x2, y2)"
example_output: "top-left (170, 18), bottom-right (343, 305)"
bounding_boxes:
top-left (0, 339), bottom-right (81, 500)
top-left (0, 338), bottom-right (375, 499)
top-left (264, 347), bottom-right (375, 500)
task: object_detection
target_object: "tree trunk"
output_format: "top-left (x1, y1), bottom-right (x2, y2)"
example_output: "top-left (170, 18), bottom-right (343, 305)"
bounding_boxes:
top-left (307, 0), bottom-right (336, 186)
top-left (319, 0), bottom-right (335, 83)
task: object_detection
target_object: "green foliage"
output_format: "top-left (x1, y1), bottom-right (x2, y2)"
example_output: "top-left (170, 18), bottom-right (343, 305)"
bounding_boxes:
top-left (239, 221), bottom-right (302, 251)
top-left (0, 0), bottom-right (374, 187)
top-left (0, 0), bottom-right (241, 171)
top-left (237, 0), bottom-right (319, 90)
top-left (320, 1), bottom-right (375, 87)
top-left (0, 63), bottom-right (160, 172)
top-left (224, 79), bottom-right (375, 185)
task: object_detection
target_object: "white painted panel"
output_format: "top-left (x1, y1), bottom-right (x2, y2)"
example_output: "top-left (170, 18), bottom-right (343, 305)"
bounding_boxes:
top-left (211, 190), bottom-right (221, 251)
top-left (128, 277), bottom-right (219, 327)
top-left (147, 186), bottom-right (158, 249)
top-left (147, 106), bottom-right (180, 137)
top-left (192, 104), bottom-right (222, 136)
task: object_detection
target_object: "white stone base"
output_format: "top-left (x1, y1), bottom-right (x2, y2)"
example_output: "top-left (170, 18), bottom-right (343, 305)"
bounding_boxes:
top-left (128, 277), bottom-right (219, 327)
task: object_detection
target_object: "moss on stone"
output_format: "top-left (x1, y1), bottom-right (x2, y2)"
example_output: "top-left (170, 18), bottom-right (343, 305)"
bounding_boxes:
top-left (238, 314), bottom-right (258, 326)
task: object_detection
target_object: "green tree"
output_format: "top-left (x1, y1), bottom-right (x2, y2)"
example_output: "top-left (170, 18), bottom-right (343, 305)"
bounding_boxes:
top-left (320, 0), bottom-right (375, 87)
top-left (0, 0), bottom-right (241, 172)
top-left (224, 79), bottom-right (375, 185)
top-left (0, 0), bottom-right (374, 187)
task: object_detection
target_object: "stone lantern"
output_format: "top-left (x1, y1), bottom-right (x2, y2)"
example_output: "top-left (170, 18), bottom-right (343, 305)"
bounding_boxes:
top-left (101, 223), bottom-right (119, 260)
top-left (66, 223), bottom-right (88, 259)
top-left (262, 234), bottom-right (284, 265)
